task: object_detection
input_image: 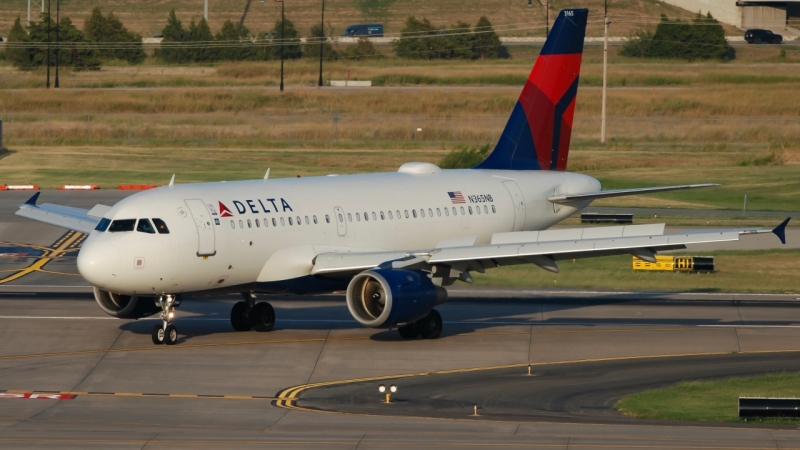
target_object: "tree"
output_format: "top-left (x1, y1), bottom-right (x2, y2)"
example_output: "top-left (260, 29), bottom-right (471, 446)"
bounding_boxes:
top-left (270, 17), bottom-right (301, 60)
top-left (84, 8), bottom-right (145, 64)
top-left (621, 13), bottom-right (732, 61)
top-left (303, 24), bottom-right (337, 61)
top-left (447, 21), bottom-right (476, 60)
top-left (394, 16), bottom-right (436, 59)
top-left (342, 37), bottom-right (381, 61)
top-left (159, 9), bottom-right (190, 63)
top-left (473, 16), bottom-right (508, 59)
top-left (215, 20), bottom-right (254, 61)
top-left (5, 16), bottom-right (35, 70)
top-left (188, 17), bottom-right (215, 61)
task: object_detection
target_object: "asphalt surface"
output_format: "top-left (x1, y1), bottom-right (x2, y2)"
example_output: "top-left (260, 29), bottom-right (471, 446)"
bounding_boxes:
top-left (2, 191), bottom-right (800, 448)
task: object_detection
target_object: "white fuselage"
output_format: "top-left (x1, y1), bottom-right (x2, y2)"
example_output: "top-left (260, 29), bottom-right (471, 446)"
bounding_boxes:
top-left (76, 167), bottom-right (600, 296)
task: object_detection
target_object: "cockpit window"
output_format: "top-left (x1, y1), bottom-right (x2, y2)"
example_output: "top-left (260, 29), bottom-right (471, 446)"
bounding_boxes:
top-left (152, 218), bottom-right (170, 234)
top-left (136, 218), bottom-right (156, 234)
top-left (108, 219), bottom-right (136, 232)
top-left (95, 218), bottom-right (111, 232)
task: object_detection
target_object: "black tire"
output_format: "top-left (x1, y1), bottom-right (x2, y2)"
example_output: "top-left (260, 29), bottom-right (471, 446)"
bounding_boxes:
top-left (398, 323), bottom-right (420, 339)
top-left (755, 38), bottom-right (762, 44)
top-left (151, 324), bottom-right (165, 345)
top-left (231, 301), bottom-right (252, 331)
top-left (416, 309), bottom-right (443, 340)
top-left (251, 302), bottom-right (275, 332)
top-left (165, 324), bottom-right (178, 345)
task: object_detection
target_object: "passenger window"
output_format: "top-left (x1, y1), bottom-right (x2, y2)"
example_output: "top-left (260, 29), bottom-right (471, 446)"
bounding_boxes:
top-left (95, 218), bottom-right (111, 232)
top-left (296, 216), bottom-right (301, 225)
top-left (288, 217), bottom-right (293, 226)
top-left (108, 219), bottom-right (136, 232)
top-left (492, 205), bottom-right (496, 213)
top-left (256, 219), bottom-right (261, 228)
top-left (314, 215), bottom-right (318, 224)
top-left (356, 213), bottom-right (361, 222)
top-left (272, 218), bottom-right (277, 227)
top-left (396, 210), bottom-right (401, 219)
top-left (380, 211), bottom-right (385, 220)
top-left (372, 212), bottom-right (377, 220)
top-left (347, 213), bottom-right (352, 222)
top-left (468, 206), bottom-right (473, 215)
top-left (452, 207), bottom-right (457, 216)
top-left (364, 212), bottom-right (369, 222)
top-left (280, 217), bottom-right (285, 226)
top-left (460, 207), bottom-right (466, 215)
top-left (476, 206), bottom-right (481, 214)
top-left (420, 209), bottom-right (425, 218)
top-left (305, 216), bottom-right (309, 225)
top-left (484, 205), bottom-right (488, 214)
top-left (412, 210), bottom-right (417, 218)
top-left (152, 219), bottom-right (170, 234)
top-left (337, 214), bottom-right (342, 222)
top-left (388, 211), bottom-right (393, 219)
top-left (428, 208), bottom-right (433, 217)
top-left (239, 220), bottom-right (244, 228)
top-left (136, 218), bottom-right (156, 234)
top-left (444, 208), bottom-right (450, 216)
top-left (247, 219), bottom-right (252, 228)
top-left (436, 208), bottom-right (441, 217)
top-left (230, 220), bottom-right (235, 229)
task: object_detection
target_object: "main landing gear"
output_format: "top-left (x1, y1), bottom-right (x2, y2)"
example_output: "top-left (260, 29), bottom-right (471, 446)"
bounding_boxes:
top-left (397, 309), bottom-right (443, 340)
top-left (231, 292), bottom-right (275, 332)
top-left (151, 294), bottom-right (179, 345)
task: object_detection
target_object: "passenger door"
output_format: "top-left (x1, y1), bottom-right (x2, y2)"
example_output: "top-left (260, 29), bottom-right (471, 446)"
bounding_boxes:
top-left (502, 180), bottom-right (526, 231)
top-left (185, 199), bottom-right (216, 256)
top-left (334, 206), bottom-right (347, 236)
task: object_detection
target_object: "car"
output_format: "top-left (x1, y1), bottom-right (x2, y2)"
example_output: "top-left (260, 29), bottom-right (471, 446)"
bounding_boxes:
top-left (0, 37), bottom-right (4, 42)
top-left (745, 29), bottom-right (782, 44)
top-left (341, 24), bottom-right (383, 37)
top-left (151, 34), bottom-right (163, 39)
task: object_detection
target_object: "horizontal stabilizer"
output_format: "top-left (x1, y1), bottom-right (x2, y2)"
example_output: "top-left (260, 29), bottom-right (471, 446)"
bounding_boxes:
top-left (16, 193), bottom-right (102, 234)
top-left (548, 184), bottom-right (719, 203)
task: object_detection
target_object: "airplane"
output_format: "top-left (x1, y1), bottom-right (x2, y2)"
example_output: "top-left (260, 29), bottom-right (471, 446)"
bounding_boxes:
top-left (16, 8), bottom-right (789, 345)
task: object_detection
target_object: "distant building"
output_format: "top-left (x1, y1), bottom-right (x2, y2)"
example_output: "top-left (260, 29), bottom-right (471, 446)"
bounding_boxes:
top-left (660, 0), bottom-right (798, 29)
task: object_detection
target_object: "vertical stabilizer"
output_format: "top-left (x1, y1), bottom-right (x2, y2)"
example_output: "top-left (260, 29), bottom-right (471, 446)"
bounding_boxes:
top-left (476, 9), bottom-right (588, 171)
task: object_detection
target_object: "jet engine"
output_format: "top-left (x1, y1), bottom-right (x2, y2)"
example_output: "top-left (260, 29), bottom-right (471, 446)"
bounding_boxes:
top-left (346, 269), bottom-right (447, 328)
top-left (93, 287), bottom-right (161, 319)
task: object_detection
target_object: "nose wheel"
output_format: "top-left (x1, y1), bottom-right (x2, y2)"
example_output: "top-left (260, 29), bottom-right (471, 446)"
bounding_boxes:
top-left (151, 295), bottom-right (179, 345)
top-left (231, 292), bottom-right (276, 332)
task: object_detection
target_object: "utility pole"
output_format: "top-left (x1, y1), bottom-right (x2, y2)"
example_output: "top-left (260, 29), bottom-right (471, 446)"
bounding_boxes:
top-left (46, 0), bottom-right (51, 88)
top-left (55, 0), bottom-right (60, 88)
top-left (204, 0), bottom-right (208, 21)
top-left (276, 0), bottom-right (285, 92)
top-left (318, 0), bottom-right (325, 87)
top-left (28, 0), bottom-right (43, 25)
top-left (600, 0), bottom-right (609, 144)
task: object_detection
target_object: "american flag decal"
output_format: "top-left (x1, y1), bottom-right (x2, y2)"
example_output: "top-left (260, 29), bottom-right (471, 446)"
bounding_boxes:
top-left (448, 191), bottom-right (466, 204)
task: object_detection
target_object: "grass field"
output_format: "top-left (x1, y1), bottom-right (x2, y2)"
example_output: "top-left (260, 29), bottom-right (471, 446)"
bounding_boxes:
top-left (0, 0), bottom-right (741, 41)
top-left (616, 372), bottom-right (800, 423)
top-left (473, 250), bottom-right (800, 292)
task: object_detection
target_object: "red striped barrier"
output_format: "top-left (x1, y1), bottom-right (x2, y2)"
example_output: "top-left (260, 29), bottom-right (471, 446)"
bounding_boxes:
top-left (58, 185), bottom-right (99, 190)
top-left (1, 185), bottom-right (39, 190)
top-left (118, 184), bottom-right (158, 190)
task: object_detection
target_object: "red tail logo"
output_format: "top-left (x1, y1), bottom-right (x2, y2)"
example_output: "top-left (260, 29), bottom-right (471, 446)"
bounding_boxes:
top-left (219, 202), bottom-right (234, 217)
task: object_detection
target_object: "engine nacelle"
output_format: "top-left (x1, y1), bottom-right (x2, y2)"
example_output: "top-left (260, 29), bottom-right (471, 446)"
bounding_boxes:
top-left (346, 269), bottom-right (447, 329)
top-left (93, 287), bottom-right (161, 319)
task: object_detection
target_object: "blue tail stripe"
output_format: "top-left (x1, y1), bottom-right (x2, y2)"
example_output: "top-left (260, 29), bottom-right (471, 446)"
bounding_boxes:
top-left (550, 77), bottom-right (580, 169)
top-left (540, 9), bottom-right (589, 55)
top-left (476, 102), bottom-right (540, 170)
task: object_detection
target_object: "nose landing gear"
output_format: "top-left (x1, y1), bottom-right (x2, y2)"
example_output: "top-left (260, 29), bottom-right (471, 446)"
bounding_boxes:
top-left (231, 292), bottom-right (275, 332)
top-left (151, 294), bottom-right (179, 345)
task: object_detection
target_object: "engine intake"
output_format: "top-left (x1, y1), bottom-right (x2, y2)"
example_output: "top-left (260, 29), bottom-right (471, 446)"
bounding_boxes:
top-left (93, 287), bottom-right (161, 319)
top-left (346, 269), bottom-right (447, 328)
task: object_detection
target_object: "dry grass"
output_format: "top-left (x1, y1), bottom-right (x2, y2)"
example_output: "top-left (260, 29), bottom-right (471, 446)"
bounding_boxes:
top-left (0, 0), bottom-right (732, 41)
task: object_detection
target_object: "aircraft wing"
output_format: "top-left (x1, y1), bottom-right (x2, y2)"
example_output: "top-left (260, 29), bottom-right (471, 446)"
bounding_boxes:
top-left (548, 184), bottom-right (719, 203)
top-left (312, 219), bottom-right (790, 280)
top-left (15, 193), bottom-right (106, 234)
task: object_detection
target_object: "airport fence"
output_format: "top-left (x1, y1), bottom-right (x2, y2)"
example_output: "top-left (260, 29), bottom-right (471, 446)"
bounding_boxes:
top-left (0, 114), bottom-right (798, 149)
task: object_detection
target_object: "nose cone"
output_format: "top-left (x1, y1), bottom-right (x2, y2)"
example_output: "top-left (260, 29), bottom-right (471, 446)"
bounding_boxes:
top-left (77, 238), bottom-right (120, 290)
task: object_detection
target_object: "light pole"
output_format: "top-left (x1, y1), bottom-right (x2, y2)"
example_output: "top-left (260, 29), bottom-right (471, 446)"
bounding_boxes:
top-left (601, 0), bottom-right (609, 144)
top-left (536, 0), bottom-right (549, 36)
top-left (46, 0), bottom-right (51, 88)
top-left (318, 0), bottom-right (325, 87)
top-left (55, 0), bottom-right (60, 88)
top-left (204, 0), bottom-right (208, 21)
top-left (275, 0), bottom-right (284, 92)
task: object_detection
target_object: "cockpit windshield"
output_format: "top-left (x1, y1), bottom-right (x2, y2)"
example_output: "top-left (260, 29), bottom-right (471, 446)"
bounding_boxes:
top-left (136, 218), bottom-right (156, 234)
top-left (152, 218), bottom-right (170, 234)
top-left (108, 219), bottom-right (136, 232)
top-left (95, 218), bottom-right (111, 232)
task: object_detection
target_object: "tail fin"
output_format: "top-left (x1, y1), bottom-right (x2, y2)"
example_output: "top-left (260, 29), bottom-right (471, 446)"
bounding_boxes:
top-left (476, 8), bottom-right (588, 171)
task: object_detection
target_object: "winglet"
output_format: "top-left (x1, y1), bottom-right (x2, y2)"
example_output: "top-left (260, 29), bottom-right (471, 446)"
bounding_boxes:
top-left (772, 217), bottom-right (791, 245)
top-left (169, 174), bottom-right (175, 187)
top-left (24, 192), bottom-right (40, 206)
top-left (264, 168), bottom-right (270, 180)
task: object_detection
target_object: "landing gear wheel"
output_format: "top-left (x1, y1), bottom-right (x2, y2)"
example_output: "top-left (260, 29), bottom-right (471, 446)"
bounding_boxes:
top-left (165, 324), bottom-right (178, 345)
top-left (151, 324), bottom-right (165, 345)
top-left (250, 302), bottom-right (275, 332)
top-left (231, 301), bottom-right (252, 331)
top-left (416, 309), bottom-right (443, 340)
top-left (398, 323), bottom-right (420, 339)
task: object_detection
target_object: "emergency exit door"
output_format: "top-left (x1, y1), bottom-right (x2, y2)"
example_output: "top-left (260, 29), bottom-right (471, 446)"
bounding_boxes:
top-left (502, 180), bottom-right (526, 231)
